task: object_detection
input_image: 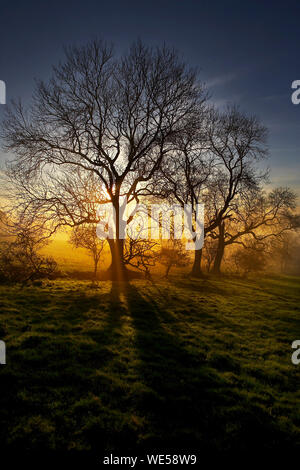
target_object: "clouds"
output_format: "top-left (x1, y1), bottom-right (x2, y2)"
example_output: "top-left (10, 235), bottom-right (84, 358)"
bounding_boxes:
top-left (205, 72), bottom-right (237, 89)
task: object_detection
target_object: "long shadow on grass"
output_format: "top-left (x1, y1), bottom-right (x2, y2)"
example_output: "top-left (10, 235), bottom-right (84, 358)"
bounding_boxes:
top-left (0, 284), bottom-right (126, 458)
top-left (112, 283), bottom-right (296, 456)
top-left (112, 283), bottom-right (229, 453)
top-left (0, 282), bottom-right (295, 459)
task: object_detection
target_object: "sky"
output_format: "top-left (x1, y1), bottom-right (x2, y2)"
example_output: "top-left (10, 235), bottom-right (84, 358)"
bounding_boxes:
top-left (0, 0), bottom-right (299, 194)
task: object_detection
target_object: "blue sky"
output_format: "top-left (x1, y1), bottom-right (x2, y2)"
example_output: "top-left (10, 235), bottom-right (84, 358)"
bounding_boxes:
top-left (0, 0), bottom-right (299, 193)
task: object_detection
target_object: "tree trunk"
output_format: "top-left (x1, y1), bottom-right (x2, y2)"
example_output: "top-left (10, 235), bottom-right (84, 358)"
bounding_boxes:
top-left (107, 238), bottom-right (128, 280)
top-left (212, 222), bottom-right (225, 274)
top-left (191, 248), bottom-right (203, 277)
top-left (103, 196), bottom-right (128, 281)
top-left (93, 258), bottom-right (99, 280)
top-left (164, 264), bottom-right (171, 279)
top-left (103, 197), bottom-right (143, 281)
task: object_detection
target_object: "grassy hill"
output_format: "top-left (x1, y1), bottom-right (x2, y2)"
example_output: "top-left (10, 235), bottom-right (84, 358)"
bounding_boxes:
top-left (0, 274), bottom-right (299, 462)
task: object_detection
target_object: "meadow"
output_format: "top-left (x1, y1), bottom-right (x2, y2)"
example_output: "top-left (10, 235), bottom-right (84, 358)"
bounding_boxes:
top-left (0, 274), bottom-right (299, 462)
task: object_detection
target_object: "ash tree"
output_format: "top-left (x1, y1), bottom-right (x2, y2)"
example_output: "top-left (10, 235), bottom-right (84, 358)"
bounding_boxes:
top-left (0, 226), bottom-right (57, 284)
top-left (1, 40), bottom-right (204, 280)
top-left (123, 237), bottom-right (159, 279)
top-left (154, 105), bottom-right (269, 277)
top-left (70, 224), bottom-right (106, 280)
top-left (210, 187), bottom-right (298, 274)
top-left (201, 106), bottom-right (269, 274)
top-left (159, 239), bottom-right (190, 278)
top-left (154, 113), bottom-right (214, 277)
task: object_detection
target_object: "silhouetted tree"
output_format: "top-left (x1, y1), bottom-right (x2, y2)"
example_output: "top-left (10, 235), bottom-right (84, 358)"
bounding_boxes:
top-left (154, 105), bottom-right (268, 276)
top-left (123, 237), bottom-right (159, 278)
top-left (159, 239), bottom-right (190, 278)
top-left (211, 187), bottom-right (298, 274)
top-left (202, 236), bottom-right (218, 272)
top-left (1, 40), bottom-right (204, 280)
top-left (70, 224), bottom-right (106, 279)
top-left (0, 226), bottom-right (57, 283)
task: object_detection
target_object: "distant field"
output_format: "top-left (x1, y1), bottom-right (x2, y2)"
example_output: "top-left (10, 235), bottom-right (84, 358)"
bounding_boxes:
top-left (0, 275), bottom-right (299, 461)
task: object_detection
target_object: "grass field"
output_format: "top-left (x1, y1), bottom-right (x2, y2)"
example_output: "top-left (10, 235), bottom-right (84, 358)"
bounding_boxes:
top-left (0, 274), bottom-right (299, 461)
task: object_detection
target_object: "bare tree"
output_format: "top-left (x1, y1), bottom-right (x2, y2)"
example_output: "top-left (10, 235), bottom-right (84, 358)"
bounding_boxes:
top-left (123, 237), bottom-right (159, 279)
top-left (210, 187), bottom-right (298, 274)
top-left (159, 239), bottom-right (190, 278)
top-left (202, 236), bottom-right (218, 272)
top-left (70, 224), bottom-right (106, 280)
top-left (0, 225), bottom-right (57, 283)
top-left (153, 105), bottom-right (269, 277)
top-left (1, 40), bottom-right (204, 280)
top-left (157, 117), bottom-right (213, 277)
top-left (201, 106), bottom-right (268, 271)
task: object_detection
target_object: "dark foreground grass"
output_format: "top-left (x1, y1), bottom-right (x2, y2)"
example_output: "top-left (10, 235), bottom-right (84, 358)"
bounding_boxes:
top-left (0, 274), bottom-right (299, 462)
